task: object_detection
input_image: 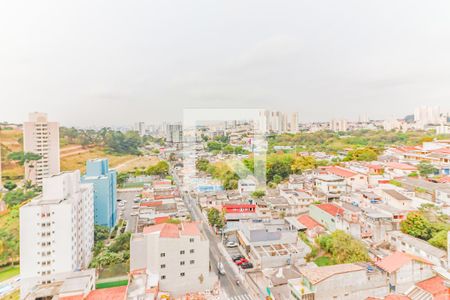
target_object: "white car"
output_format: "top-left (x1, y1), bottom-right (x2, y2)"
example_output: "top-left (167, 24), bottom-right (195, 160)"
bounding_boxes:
top-left (132, 205), bottom-right (139, 209)
top-left (226, 241), bottom-right (238, 248)
top-left (130, 212), bottom-right (138, 216)
top-left (217, 262), bottom-right (226, 275)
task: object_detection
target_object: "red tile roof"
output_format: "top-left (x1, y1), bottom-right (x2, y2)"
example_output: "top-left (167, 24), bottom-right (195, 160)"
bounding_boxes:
top-left (323, 166), bottom-right (358, 178)
top-left (366, 295), bottom-right (410, 300)
top-left (430, 148), bottom-right (450, 154)
top-left (416, 276), bottom-right (450, 297)
top-left (140, 201), bottom-right (163, 207)
top-left (297, 215), bottom-right (323, 230)
top-left (375, 252), bottom-right (432, 273)
top-left (154, 216), bottom-right (170, 224)
top-left (385, 162), bottom-right (417, 171)
top-left (86, 286), bottom-right (127, 300)
top-left (315, 203), bottom-right (344, 217)
top-left (59, 296), bottom-right (84, 300)
top-left (437, 176), bottom-right (450, 183)
top-left (143, 222), bottom-right (201, 238)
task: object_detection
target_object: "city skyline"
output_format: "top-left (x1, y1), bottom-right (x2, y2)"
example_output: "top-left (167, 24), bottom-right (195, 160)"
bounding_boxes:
top-left (1, 1), bottom-right (450, 127)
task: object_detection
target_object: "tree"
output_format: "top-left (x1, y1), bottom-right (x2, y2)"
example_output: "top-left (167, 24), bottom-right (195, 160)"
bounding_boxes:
top-left (344, 148), bottom-right (378, 161)
top-left (94, 225), bottom-right (110, 242)
top-left (207, 208), bottom-right (225, 229)
top-left (7, 151), bottom-right (41, 166)
top-left (196, 158), bottom-right (210, 172)
top-left (109, 232), bottom-right (131, 253)
top-left (251, 190), bottom-right (265, 199)
top-left (417, 161), bottom-right (437, 177)
top-left (400, 212), bottom-right (434, 240)
top-left (3, 181), bottom-right (17, 191)
top-left (3, 188), bottom-right (37, 207)
top-left (428, 230), bottom-right (448, 250)
top-left (117, 172), bottom-right (130, 186)
top-left (317, 231), bottom-right (369, 264)
top-left (145, 161), bottom-right (169, 176)
top-left (291, 156), bottom-right (317, 174)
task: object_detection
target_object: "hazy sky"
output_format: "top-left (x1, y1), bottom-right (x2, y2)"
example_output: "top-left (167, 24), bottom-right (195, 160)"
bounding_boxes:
top-left (1, 1), bottom-right (450, 127)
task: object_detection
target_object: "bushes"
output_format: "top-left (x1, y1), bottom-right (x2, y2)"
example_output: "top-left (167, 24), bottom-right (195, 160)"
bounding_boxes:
top-left (316, 231), bottom-right (370, 264)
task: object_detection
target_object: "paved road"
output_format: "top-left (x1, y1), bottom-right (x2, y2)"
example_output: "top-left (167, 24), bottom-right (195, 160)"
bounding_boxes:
top-left (0, 275), bottom-right (20, 298)
top-left (173, 172), bottom-right (255, 300)
top-left (117, 189), bottom-right (140, 232)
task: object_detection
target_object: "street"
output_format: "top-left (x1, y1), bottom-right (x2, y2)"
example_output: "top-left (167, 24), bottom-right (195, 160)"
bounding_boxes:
top-left (117, 189), bottom-right (140, 232)
top-left (174, 172), bottom-right (255, 300)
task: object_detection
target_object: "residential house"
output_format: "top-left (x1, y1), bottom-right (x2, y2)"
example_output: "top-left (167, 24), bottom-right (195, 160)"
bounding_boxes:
top-left (309, 203), bottom-right (344, 232)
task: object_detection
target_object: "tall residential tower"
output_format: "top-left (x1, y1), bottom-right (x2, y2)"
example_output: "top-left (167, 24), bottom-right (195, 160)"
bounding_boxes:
top-left (23, 112), bottom-right (60, 186)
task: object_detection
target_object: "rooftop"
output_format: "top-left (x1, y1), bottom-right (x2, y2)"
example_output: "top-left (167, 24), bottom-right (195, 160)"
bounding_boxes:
top-left (85, 286), bottom-right (127, 300)
top-left (299, 263), bottom-right (365, 284)
top-left (142, 222), bottom-right (201, 238)
top-left (297, 215), bottom-right (323, 230)
top-left (381, 189), bottom-right (411, 201)
top-left (315, 203), bottom-right (344, 217)
top-left (375, 251), bottom-right (432, 273)
top-left (415, 276), bottom-right (449, 297)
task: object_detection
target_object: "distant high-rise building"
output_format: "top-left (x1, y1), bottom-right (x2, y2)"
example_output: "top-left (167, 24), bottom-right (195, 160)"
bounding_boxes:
top-left (20, 171), bottom-right (94, 297)
top-left (166, 124), bottom-right (183, 144)
top-left (23, 112), bottom-right (60, 186)
top-left (82, 159), bottom-right (117, 228)
top-left (414, 106), bottom-right (441, 125)
top-left (135, 122), bottom-right (146, 137)
top-left (263, 110), bottom-right (298, 133)
top-left (330, 119), bottom-right (348, 132)
top-left (288, 112), bottom-right (299, 133)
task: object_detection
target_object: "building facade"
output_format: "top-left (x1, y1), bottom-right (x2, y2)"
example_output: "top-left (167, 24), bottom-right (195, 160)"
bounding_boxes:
top-left (20, 171), bottom-right (94, 297)
top-left (82, 159), bottom-right (117, 228)
top-left (130, 222), bottom-right (213, 297)
top-left (23, 112), bottom-right (60, 186)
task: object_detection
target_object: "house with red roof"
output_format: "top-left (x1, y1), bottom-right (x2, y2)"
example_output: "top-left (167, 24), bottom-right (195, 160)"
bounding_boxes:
top-left (384, 162), bottom-right (417, 177)
top-left (321, 166), bottom-right (369, 191)
top-left (375, 252), bottom-right (434, 294)
top-left (309, 203), bottom-right (344, 232)
top-left (406, 275), bottom-right (450, 299)
top-left (297, 214), bottom-right (325, 238)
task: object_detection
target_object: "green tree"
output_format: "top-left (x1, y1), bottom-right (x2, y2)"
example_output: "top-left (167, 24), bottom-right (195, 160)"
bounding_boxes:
top-left (317, 231), bottom-right (369, 264)
top-left (417, 161), bottom-right (437, 177)
top-left (429, 230), bottom-right (448, 250)
top-left (196, 158), bottom-right (210, 172)
top-left (94, 225), bottom-right (110, 242)
top-left (117, 172), bottom-right (130, 186)
top-left (145, 161), bottom-right (169, 176)
top-left (207, 208), bottom-right (225, 229)
top-left (400, 212), bottom-right (434, 240)
top-left (291, 156), bottom-right (317, 174)
top-left (7, 151), bottom-right (42, 166)
top-left (109, 232), bottom-right (131, 253)
top-left (3, 188), bottom-right (37, 207)
top-left (3, 181), bottom-right (17, 191)
top-left (251, 190), bottom-right (265, 199)
top-left (344, 147), bottom-right (378, 161)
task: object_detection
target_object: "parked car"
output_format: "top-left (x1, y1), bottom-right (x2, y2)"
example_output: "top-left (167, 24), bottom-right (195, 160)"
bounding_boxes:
top-left (232, 255), bottom-right (245, 262)
top-left (132, 205), bottom-right (139, 209)
top-left (241, 262), bottom-right (253, 269)
top-left (130, 212), bottom-right (138, 216)
top-left (235, 258), bottom-right (248, 266)
top-left (133, 198), bottom-right (140, 203)
top-left (226, 241), bottom-right (238, 248)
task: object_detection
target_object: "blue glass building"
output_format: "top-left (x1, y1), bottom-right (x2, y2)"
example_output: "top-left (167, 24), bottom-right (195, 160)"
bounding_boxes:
top-left (82, 158), bottom-right (117, 228)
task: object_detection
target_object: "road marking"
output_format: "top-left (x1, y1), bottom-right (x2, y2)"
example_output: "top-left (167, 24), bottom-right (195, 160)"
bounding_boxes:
top-left (228, 294), bottom-right (254, 300)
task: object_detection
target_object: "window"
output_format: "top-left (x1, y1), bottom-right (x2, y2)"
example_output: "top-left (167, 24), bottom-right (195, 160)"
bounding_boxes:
top-left (161, 264), bottom-right (166, 269)
top-left (180, 250), bottom-right (185, 255)
top-left (190, 260), bottom-right (195, 264)
top-left (160, 253), bottom-right (165, 257)
top-left (190, 249), bottom-right (194, 254)
top-left (180, 272), bottom-right (185, 277)
top-left (189, 238), bottom-right (194, 243)
top-left (161, 275), bottom-right (166, 280)
top-left (180, 261), bottom-right (185, 265)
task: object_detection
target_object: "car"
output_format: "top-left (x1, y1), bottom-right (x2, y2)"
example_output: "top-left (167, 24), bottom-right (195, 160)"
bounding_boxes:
top-left (232, 255), bottom-right (245, 262)
top-left (235, 258), bottom-right (248, 266)
top-left (132, 205), bottom-right (139, 209)
top-left (217, 262), bottom-right (226, 275)
top-left (241, 262), bottom-right (253, 269)
top-left (133, 199), bottom-right (140, 203)
top-left (130, 212), bottom-right (138, 216)
top-left (226, 241), bottom-right (238, 248)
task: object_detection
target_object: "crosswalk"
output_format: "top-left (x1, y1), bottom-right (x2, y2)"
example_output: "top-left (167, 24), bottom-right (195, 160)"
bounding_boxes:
top-left (227, 294), bottom-right (254, 300)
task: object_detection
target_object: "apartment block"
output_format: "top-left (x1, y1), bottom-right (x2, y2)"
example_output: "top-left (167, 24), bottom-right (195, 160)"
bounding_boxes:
top-left (23, 112), bottom-right (60, 186)
top-left (20, 171), bottom-right (94, 297)
top-left (82, 158), bottom-right (117, 228)
top-left (130, 222), bottom-right (213, 297)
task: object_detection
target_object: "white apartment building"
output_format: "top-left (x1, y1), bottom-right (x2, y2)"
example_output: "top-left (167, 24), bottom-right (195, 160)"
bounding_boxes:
top-left (23, 112), bottom-right (60, 186)
top-left (330, 119), bottom-right (348, 132)
top-left (20, 171), bottom-right (94, 298)
top-left (130, 222), bottom-right (213, 297)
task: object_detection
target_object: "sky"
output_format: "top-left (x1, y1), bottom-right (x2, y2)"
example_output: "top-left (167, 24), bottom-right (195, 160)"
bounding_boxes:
top-left (1, 0), bottom-right (450, 127)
